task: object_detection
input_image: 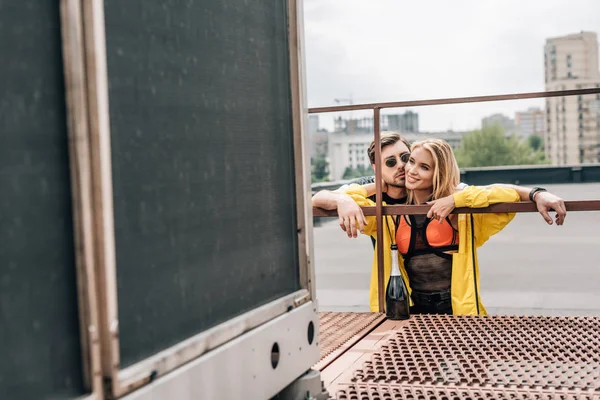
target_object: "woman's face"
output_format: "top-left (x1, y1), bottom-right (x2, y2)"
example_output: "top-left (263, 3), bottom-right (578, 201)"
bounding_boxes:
top-left (405, 147), bottom-right (435, 191)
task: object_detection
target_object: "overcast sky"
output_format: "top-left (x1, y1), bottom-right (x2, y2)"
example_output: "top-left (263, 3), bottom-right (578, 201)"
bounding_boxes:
top-left (303, 0), bottom-right (600, 132)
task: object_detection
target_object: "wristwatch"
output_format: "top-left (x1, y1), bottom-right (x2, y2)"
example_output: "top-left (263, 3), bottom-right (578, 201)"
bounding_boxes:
top-left (529, 187), bottom-right (547, 202)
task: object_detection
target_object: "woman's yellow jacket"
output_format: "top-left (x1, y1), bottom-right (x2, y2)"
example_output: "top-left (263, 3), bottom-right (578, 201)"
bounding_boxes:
top-left (344, 184), bottom-right (520, 315)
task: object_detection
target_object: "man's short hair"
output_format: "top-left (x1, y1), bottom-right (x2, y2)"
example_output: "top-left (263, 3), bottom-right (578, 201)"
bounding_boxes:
top-left (367, 131), bottom-right (411, 165)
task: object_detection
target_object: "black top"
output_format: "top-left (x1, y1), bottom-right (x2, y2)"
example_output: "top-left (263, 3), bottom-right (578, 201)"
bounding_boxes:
top-left (348, 175), bottom-right (407, 205)
top-left (401, 215), bottom-right (455, 292)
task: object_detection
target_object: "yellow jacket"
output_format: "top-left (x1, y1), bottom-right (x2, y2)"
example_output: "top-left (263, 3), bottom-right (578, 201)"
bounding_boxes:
top-left (344, 184), bottom-right (520, 315)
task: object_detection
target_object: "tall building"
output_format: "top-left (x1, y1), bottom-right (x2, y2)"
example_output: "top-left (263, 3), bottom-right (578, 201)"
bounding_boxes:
top-left (544, 31), bottom-right (600, 164)
top-left (482, 113), bottom-right (517, 133)
top-left (386, 111), bottom-right (419, 133)
top-left (333, 111), bottom-right (419, 134)
top-left (515, 107), bottom-right (545, 138)
top-left (544, 31), bottom-right (599, 83)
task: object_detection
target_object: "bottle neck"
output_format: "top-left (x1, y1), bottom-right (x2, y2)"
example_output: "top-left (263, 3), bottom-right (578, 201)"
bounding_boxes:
top-left (390, 248), bottom-right (401, 276)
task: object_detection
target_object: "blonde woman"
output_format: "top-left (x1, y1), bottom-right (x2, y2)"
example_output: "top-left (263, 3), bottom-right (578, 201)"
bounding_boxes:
top-left (346, 139), bottom-right (522, 315)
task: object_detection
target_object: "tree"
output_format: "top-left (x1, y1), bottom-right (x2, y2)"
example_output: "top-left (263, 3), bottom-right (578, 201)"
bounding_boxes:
top-left (455, 125), bottom-right (548, 168)
top-left (528, 134), bottom-right (543, 152)
top-left (311, 154), bottom-right (329, 183)
top-left (342, 164), bottom-right (372, 179)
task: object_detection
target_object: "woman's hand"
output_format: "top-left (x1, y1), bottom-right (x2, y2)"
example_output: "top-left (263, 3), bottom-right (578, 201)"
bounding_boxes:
top-left (426, 195), bottom-right (456, 223)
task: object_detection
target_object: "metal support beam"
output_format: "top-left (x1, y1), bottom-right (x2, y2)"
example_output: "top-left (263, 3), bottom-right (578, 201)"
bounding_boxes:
top-left (373, 108), bottom-right (385, 313)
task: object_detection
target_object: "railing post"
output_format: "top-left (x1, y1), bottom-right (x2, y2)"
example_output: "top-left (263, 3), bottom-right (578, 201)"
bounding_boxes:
top-left (373, 107), bottom-right (385, 313)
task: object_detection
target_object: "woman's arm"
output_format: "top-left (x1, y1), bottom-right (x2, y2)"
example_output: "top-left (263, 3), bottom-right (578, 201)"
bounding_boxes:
top-left (453, 186), bottom-right (521, 247)
top-left (453, 185), bottom-right (521, 208)
top-left (426, 186), bottom-right (521, 247)
top-left (426, 186), bottom-right (520, 221)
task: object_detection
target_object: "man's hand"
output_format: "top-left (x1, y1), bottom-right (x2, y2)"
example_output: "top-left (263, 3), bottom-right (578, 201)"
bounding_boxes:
top-left (426, 195), bottom-right (455, 223)
top-left (338, 196), bottom-right (368, 238)
top-left (535, 191), bottom-right (567, 226)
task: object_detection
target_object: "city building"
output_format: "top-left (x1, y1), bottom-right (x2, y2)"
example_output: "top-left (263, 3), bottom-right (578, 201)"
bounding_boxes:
top-left (333, 111), bottom-right (419, 134)
top-left (546, 79), bottom-right (600, 164)
top-left (481, 113), bottom-right (520, 136)
top-left (327, 129), bottom-right (467, 180)
top-left (544, 31), bottom-right (600, 164)
top-left (386, 111), bottom-right (419, 133)
top-left (328, 131), bottom-right (372, 180)
top-left (406, 131), bottom-right (466, 150)
top-left (515, 107), bottom-right (545, 138)
top-left (544, 31), bottom-right (599, 83)
top-left (306, 115), bottom-right (329, 160)
top-left (308, 114), bottom-right (319, 135)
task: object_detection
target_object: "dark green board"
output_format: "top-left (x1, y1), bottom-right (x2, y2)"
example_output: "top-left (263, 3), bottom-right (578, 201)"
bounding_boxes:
top-left (0, 1), bottom-right (85, 399)
top-left (104, 0), bottom-right (301, 367)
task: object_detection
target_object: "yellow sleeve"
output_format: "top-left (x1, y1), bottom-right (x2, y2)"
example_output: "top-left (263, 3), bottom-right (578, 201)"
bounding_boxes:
top-left (453, 185), bottom-right (520, 208)
top-left (453, 185), bottom-right (520, 247)
top-left (342, 184), bottom-right (378, 236)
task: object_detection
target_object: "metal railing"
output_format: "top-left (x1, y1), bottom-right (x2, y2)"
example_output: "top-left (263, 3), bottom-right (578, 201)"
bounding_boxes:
top-left (309, 87), bottom-right (600, 312)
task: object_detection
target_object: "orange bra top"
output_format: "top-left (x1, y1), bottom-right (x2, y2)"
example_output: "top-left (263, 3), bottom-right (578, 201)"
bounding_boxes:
top-left (395, 215), bottom-right (459, 256)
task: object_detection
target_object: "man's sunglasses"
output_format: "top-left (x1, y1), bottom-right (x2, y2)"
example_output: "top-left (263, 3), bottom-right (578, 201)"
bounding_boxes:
top-left (384, 152), bottom-right (410, 168)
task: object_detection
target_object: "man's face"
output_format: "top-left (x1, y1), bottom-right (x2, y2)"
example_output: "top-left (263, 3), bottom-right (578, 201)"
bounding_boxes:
top-left (372, 140), bottom-right (411, 188)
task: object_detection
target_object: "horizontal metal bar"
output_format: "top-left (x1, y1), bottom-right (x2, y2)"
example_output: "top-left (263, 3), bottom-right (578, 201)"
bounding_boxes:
top-left (312, 200), bottom-right (600, 217)
top-left (308, 88), bottom-right (600, 114)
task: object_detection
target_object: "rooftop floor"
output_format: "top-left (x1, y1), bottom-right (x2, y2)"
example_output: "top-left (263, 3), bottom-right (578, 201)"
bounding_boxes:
top-left (318, 312), bottom-right (600, 400)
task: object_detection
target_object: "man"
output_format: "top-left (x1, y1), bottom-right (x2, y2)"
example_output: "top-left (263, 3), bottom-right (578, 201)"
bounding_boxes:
top-left (312, 131), bottom-right (567, 312)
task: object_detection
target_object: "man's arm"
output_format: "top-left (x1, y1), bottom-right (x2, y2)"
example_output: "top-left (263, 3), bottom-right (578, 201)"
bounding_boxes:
top-left (348, 175), bottom-right (375, 185)
top-left (482, 184), bottom-right (566, 225)
top-left (311, 189), bottom-right (349, 210)
top-left (312, 189), bottom-right (368, 238)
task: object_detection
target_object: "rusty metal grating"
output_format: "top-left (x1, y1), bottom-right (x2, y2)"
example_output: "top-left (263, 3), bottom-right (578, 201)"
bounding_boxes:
top-left (317, 312), bottom-right (384, 367)
top-left (336, 315), bottom-right (600, 399)
top-left (336, 383), bottom-right (600, 400)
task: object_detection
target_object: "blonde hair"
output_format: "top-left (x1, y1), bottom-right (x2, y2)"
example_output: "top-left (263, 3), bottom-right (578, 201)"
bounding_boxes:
top-left (407, 139), bottom-right (460, 204)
